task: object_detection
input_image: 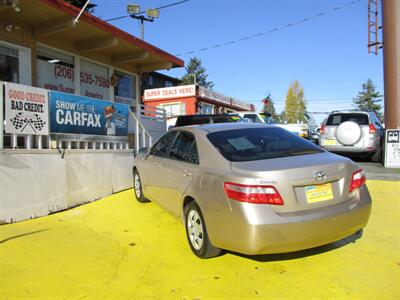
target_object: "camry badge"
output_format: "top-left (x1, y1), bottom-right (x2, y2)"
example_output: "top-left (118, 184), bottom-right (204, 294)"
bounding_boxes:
top-left (315, 171), bottom-right (327, 183)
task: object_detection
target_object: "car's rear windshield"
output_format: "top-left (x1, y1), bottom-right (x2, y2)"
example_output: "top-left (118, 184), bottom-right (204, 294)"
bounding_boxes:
top-left (175, 115), bottom-right (241, 127)
top-left (326, 113), bottom-right (369, 125)
top-left (207, 127), bottom-right (324, 162)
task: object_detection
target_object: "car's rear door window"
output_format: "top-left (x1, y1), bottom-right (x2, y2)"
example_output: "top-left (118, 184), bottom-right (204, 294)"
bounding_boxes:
top-left (207, 127), bottom-right (323, 162)
top-left (326, 113), bottom-right (369, 125)
top-left (169, 131), bottom-right (199, 164)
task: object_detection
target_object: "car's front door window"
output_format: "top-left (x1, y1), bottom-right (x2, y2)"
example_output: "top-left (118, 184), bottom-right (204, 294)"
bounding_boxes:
top-left (150, 131), bottom-right (177, 158)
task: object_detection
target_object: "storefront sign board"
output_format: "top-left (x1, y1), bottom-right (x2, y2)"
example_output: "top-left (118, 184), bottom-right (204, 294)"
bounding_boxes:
top-left (144, 85), bottom-right (195, 100)
top-left (5, 82), bottom-right (49, 135)
top-left (49, 91), bottom-right (128, 136)
top-left (385, 129), bottom-right (400, 168)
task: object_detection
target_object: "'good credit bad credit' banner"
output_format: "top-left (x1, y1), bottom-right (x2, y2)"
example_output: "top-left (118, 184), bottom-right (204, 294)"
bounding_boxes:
top-left (49, 91), bottom-right (128, 136)
top-left (5, 82), bottom-right (49, 135)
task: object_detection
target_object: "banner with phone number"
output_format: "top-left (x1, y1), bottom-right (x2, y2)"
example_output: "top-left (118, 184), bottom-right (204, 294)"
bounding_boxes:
top-left (49, 91), bottom-right (128, 136)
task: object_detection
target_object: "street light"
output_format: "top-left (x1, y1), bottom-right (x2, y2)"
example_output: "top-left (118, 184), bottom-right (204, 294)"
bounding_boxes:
top-left (127, 4), bottom-right (160, 40)
top-left (127, 4), bottom-right (140, 15)
top-left (146, 8), bottom-right (159, 19)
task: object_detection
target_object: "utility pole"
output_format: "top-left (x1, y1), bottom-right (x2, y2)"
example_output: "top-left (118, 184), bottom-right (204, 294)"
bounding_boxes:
top-left (127, 5), bottom-right (159, 41)
top-left (131, 15), bottom-right (154, 40)
top-left (382, 0), bottom-right (400, 129)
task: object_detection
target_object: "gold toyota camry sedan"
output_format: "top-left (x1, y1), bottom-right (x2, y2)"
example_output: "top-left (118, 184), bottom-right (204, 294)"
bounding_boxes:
top-left (133, 123), bottom-right (371, 259)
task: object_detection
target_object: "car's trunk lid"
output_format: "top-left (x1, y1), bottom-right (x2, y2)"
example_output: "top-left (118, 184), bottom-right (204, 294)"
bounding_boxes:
top-left (230, 152), bottom-right (355, 214)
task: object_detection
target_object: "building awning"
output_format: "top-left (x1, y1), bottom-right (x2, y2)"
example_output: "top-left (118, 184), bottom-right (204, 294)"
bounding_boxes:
top-left (0, 0), bottom-right (184, 73)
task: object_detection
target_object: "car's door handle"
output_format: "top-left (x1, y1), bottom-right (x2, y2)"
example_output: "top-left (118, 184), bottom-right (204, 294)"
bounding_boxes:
top-left (157, 164), bottom-right (162, 168)
top-left (184, 170), bottom-right (192, 177)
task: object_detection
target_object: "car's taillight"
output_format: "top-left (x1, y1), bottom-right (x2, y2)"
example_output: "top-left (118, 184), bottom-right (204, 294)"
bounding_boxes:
top-left (320, 125), bottom-right (325, 135)
top-left (369, 124), bottom-right (377, 134)
top-left (349, 169), bottom-right (366, 193)
top-left (224, 182), bottom-right (284, 205)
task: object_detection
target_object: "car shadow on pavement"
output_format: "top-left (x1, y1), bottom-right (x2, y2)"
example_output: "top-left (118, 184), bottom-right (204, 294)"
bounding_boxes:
top-left (226, 229), bottom-right (363, 262)
top-left (0, 228), bottom-right (50, 245)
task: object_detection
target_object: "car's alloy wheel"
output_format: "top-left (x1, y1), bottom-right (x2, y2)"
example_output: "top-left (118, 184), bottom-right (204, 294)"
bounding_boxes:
top-left (133, 170), bottom-right (149, 203)
top-left (187, 209), bottom-right (204, 250)
top-left (184, 202), bottom-right (221, 259)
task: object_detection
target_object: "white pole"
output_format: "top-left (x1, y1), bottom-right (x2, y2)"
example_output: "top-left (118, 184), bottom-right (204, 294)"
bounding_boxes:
top-left (74, 0), bottom-right (90, 24)
top-left (11, 134), bottom-right (17, 148)
top-left (142, 126), bottom-right (145, 147)
top-left (135, 119), bottom-right (139, 150)
top-left (37, 135), bottom-right (42, 149)
top-left (26, 135), bottom-right (32, 149)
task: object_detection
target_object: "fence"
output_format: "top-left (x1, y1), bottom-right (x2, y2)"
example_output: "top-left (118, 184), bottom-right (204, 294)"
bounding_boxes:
top-left (0, 82), bottom-right (167, 223)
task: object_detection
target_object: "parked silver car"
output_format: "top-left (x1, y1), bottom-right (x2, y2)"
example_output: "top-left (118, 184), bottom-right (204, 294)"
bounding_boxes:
top-left (133, 123), bottom-right (371, 258)
top-left (319, 110), bottom-right (384, 162)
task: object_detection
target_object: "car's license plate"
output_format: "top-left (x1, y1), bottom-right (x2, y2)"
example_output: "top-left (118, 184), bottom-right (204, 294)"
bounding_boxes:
top-left (305, 183), bottom-right (333, 203)
top-left (324, 139), bottom-right (336, 146)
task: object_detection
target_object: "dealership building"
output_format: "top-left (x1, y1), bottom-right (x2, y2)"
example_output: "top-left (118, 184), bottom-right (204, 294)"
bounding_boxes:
top-left (0, 0), bottom-right (184, 148)
top-left (0, 0), bottom-right (185, 223)
top-left (143, 85), bottom-right (255, 118)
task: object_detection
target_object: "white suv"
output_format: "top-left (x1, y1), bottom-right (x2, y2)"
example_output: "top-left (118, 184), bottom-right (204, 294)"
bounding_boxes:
top-left (319, 110), bottom-right (384, 162)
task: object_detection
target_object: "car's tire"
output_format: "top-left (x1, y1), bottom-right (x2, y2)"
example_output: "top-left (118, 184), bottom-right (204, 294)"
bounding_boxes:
top-left (184, 201), bottom-right (221, 259)
top-left (133, 169), bottom-right (150, 203)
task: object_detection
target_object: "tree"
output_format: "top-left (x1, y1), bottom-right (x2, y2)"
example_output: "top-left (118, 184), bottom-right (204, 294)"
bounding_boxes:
top-left (181, 57), bottom-right (214, 89)
top-left (262, 94), bottom-right (278, 121)
top-left (353, 79), bottom-right (382, 115)
top-left (284, 80), bottom-right (307, 123)
top-left (64, 0), bottom-right (97, 12)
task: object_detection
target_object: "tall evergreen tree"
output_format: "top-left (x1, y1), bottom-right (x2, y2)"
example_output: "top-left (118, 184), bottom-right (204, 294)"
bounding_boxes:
top-left (353, 79), bottom-right (382, 115)
top-left (181, 57), bottom-right (214, 89)
top-left (64, 0), bottom-right (97, 12)
top-left (284, 80), bottom-right (307, 123)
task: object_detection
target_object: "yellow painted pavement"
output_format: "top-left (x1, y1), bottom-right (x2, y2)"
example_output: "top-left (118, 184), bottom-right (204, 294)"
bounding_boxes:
top-left (0, 180), bottom-right (399, 300)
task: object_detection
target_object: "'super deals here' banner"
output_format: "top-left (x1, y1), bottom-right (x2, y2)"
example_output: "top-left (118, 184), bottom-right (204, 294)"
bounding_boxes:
top-left (49, 91), bottom-right (128, 136)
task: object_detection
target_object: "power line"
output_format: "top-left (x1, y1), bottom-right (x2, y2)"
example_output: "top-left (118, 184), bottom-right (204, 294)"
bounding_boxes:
top-left (175, 0), bottom-right (364, 56)
top-left (104, 0), bottom-right (190, 22)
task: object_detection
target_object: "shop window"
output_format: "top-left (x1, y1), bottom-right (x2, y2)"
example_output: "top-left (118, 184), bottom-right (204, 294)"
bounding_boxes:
top-left (165, 81), bottom-right (173, 87)
top-left (199, 102), bottom-right (214, 114)
top-left (80, 59), bottom-right (110, 100)
top-left (37, 46), bottom-right (75, 94)
top-left (0, 45), bottom-right (19, 83)
top-left (114, 71), bottom-right (136, 105)
top-left (160, 103), bottom-right (185, 117)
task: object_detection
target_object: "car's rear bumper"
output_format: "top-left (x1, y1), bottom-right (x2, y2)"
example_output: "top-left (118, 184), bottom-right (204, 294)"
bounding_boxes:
top-left (322, 144), bottom-right (377, 153)
top-left (214, 186), bottom-right (371, 255)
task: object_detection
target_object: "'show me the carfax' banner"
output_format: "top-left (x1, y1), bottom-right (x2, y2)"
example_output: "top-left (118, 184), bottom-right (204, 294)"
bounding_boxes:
top-left (5, 82), bottom-right (49, 135)
top-left (49, 91), bottom-right (129, 136)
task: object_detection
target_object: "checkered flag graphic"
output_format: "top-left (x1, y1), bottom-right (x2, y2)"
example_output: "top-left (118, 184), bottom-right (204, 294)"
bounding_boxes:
top-left (9, 113), bottom-right (46, 133)
top-left (30, 114), bottom-right (46, 132)
top-left (10, 112), bottom-right (27, 130)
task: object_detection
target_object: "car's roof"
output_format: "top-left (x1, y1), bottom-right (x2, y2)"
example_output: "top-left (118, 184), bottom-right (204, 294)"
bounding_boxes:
top-left (329, 110), bottom-right (370, 115)
top-left (176, 114), bottom-right (233, 119)
top-left (175, 122), bottom-right (273, 133)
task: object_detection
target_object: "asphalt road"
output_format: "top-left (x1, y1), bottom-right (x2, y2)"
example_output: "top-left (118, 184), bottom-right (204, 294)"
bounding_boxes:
top-left (1, 181), bottom-right (399, 300)
top-left (338, 154), bottom-right (400, 181)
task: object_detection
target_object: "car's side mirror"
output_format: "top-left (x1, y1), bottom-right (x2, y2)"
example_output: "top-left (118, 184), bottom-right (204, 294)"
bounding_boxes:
top-left (136, 147), bottom-right (150, 158)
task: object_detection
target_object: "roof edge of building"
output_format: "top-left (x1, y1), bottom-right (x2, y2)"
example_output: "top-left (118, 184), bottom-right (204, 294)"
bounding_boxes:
top-left (39, 0), bottom-right (184, 68)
